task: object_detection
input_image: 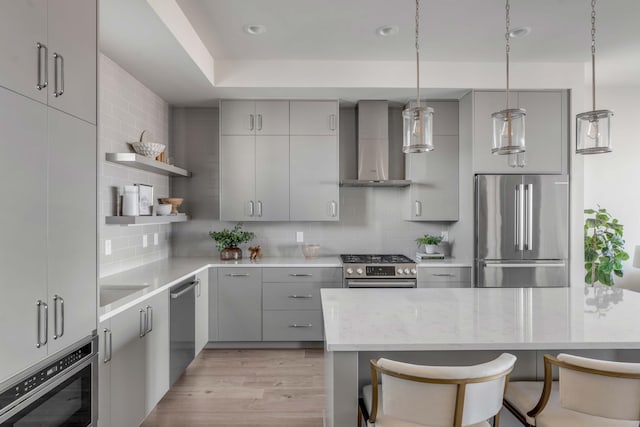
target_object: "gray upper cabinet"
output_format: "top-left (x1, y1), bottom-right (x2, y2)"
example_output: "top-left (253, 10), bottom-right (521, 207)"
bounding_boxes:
top-left (405, 101), bottom-right (459, 221)
top-left (0, 0), bottom-right (96, 124)
top-left (217, 268), bottom-right (262, 342)
top-left (472, 90), bottom-right (566, 174)
top-left (220, 135), bottom-right (256, 220)
top-left (290, 101), bottom-right (338, 135)
top-left (255, 136), bottom-right (290, 220)
top-left (290, 136), bottom-right (339, 221)
top-left (220, 100), bottom-right (289, 135)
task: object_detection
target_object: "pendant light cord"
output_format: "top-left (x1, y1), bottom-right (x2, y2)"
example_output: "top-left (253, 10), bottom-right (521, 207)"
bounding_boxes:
top-left (591, 0), bottom-right (597, 111)
top-left (505, 0), bottom-right (510, 111)
top-left (415, 0), bottom-right (420, 109)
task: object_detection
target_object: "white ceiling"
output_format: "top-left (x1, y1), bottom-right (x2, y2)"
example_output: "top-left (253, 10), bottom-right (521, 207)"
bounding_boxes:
top-left (100, 0), bottom-right (640, 105)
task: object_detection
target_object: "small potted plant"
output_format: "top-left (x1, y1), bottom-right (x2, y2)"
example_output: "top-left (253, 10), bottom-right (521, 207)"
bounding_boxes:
top-left (209, 223), bottom-right (255, 260)
top-left (416, 234), bottom-right (443, 254)
top-left (584, 207), bottom-right (629, 287)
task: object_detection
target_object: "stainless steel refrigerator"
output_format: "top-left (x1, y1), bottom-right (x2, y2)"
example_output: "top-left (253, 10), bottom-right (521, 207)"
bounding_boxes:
top-left (475, 174), bottom-right (569, 287)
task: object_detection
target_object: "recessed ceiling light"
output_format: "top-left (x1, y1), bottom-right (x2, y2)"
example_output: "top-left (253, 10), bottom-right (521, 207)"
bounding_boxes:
top-left (509, 26), bottom-right (531, 39)
top-left (376, 25), bottom-right (399, 37)
top-left (243, 24), bottom-right (267, 36)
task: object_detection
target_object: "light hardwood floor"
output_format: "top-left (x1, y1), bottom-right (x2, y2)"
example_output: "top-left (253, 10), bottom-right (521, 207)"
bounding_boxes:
top-left (141, 349), bottom-right (324, 427)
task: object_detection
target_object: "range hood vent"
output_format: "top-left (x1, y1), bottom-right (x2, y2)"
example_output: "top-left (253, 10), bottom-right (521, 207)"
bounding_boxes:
top-left (343, 100), bottom-right (411, 187)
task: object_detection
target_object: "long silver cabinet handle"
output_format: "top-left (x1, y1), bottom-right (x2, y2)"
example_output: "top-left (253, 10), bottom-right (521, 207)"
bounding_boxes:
top-left (329, 114), bottom-right (336, 131)
top-left (139, 309), bottom-right (147, 337)
top-left (526, 183), bottom-right (534, 251)
top-left (257, 114), bottom-right (263, 131)
top-left (256, 201), bottom-right (263, 217)
top-left (145, 306), bottom-right (153, 334)
top-left (36, 300), bottom-right (46, 348)
top-left (248, 200), bottom-right (255, 217)
top-left (170, 281), bottom-right (197, 299)
top-left (249, 114), bottom-right (254, 131)
top-left (103, 328), bottom-right (112, 363)
top-left (225, 273), bottom-right (249, 277)
top-left (289, 324), bottom-right (312, 328)
top-left (288, 295), bottom-right (313, 299)
top-left (36, 42), bottom-right (47, 90)
top-left (289, 273), bottom-right (313, 277)
top-left (52, 53), bottom-right (64, 97)
top-left (415, 200), bottom-right (422, 217)
top-left (196, 278), bottom-right (201, 297)
top-left (53, 294), bottom-right (64, 339)
top-left (330, 200), bottom-right (338, 217)
top-left (432, 273), bottom-right (454, 277)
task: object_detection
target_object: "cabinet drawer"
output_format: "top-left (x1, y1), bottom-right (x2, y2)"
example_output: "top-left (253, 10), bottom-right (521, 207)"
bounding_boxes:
top-left (417, 281), bottom-right (471, 289)
top-left (263, 282), bottom-right (332, 310)
top-left (418, 267), bottom-right (471, 283)
top-left (262, 310), bottom-right (324, 341)
top-left (218, 267), bottom-right (261, 284)
top-left (262, 267), bottom-right (341, 283)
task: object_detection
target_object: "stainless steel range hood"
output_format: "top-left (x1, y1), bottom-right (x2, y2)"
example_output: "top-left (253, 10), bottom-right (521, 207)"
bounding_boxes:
top-left (340, 100), bottom-right (410, 187)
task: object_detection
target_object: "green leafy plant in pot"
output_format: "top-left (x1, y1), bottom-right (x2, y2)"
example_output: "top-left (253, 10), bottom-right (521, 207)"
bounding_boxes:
top-left (584, 208), bottom-right (629, 286)
top-left (416, 234), bottom-right (443, 254)
top-left (209, 223), bottom-right (255, 260)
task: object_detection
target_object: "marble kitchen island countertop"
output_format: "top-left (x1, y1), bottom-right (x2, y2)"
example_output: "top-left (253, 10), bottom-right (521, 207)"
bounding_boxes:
top-left (99, 255), bottom-right (342, 320)
top-left (321, 287), bottom-right (640, 352)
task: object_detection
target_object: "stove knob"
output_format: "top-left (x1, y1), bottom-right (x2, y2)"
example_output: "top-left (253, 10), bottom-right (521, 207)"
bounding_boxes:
top-left (410, 268), bottom-right (417, 275)
top-left (356, 268), bottom-right (364, 275)
top-left (346, 268), bottom-right (354, 275)
top-left (404, 268), bottom-right (410, 275)
top-left (396, 268), bottom-right (403, 275)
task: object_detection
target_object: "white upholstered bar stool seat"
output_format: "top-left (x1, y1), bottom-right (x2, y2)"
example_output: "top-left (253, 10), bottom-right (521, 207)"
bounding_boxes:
top-left (504, 354), bottom-right (640, 427)
top-left (358, 353), bottom-right (516, 427)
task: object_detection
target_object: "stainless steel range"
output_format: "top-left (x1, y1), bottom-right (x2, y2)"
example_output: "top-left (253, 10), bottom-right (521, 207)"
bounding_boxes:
top-left (340, 254), bottom-right (417, 288)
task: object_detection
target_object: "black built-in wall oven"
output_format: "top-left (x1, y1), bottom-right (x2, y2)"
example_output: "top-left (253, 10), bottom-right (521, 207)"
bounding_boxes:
top-left (0, 335), bottom-right (98, 426)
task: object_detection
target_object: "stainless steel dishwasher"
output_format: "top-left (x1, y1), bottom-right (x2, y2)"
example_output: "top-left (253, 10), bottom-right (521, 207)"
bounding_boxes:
top-left (169, 276), bottom-right (198, 386)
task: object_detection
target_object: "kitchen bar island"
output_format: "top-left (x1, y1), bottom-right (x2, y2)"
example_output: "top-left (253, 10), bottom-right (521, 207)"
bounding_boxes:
top-left (321, 287), bottom-right (640, 426)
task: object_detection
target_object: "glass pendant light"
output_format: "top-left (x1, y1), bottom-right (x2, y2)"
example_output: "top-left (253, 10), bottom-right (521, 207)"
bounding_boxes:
top-left (402, 0), bottom-right (434, 153)
top-left (577, 0), bottom-right (613, 154)
top-left (491, 0), bottom-right (526, 156)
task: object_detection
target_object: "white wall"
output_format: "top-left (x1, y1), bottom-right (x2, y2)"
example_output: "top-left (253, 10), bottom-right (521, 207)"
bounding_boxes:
top-left (583, 69), bottom-right (640, 290)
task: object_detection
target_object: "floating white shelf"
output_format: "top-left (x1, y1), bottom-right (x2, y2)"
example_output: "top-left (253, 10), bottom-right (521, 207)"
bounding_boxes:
top-left (105, 215), bottom-right (189, 226)
top-left (105, 153), bottom-right (190, 177)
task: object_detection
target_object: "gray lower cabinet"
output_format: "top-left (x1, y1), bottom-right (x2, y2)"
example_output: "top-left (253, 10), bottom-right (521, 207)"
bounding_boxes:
top-left (195, 269), bottom-right (209, 354)
top-left (218, 268), bottom-right (262, 341)
top-left (263, 310), bottom-right (325, 341)
top-left (99, 290), bottom-right (170, 427)
top-left (417, 267), bottom-right (472, 288)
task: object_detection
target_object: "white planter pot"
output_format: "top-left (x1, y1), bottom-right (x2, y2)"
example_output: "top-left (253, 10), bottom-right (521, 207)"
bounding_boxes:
top-left (424, 244), bottom-right (438, 254)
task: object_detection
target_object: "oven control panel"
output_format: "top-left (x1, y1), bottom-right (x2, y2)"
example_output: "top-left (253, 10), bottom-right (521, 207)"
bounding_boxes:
top-left (0, 340), bottom-right (93, 413)
top-left (344, 263), bottom-right (417, 279)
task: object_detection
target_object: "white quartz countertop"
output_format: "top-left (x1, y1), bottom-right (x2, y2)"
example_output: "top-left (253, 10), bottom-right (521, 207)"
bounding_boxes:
top-left (99, 256), bottom-right (341, 321)
top-left (321, 287), bottom-right (640, 351)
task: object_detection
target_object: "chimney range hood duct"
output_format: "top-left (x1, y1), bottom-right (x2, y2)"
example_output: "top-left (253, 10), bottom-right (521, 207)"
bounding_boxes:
top-left (340, 100), bottom-right (411, 187)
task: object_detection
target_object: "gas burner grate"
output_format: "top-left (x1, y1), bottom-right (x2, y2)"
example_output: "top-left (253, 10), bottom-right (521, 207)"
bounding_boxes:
top-left (340, 254), bottom-right (415, 264)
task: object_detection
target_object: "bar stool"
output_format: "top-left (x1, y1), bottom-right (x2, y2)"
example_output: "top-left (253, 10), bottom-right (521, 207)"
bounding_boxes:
top-left (504, 353), bottom-right (640, 426)
top-left (358, 353), bottom-right (516, 427)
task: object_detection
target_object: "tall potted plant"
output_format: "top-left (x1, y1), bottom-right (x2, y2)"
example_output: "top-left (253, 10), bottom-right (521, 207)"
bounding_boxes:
top-left (584, 207), bottom-right (629, 286)
top-left (209, 223), bottom-right (255, 260)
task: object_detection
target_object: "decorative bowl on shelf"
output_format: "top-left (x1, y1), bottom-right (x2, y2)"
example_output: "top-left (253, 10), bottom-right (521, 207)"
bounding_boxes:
top-left (302, 244), bottom-right (321, 259)
top-left (159, 198), bottom-right (183, 214)
top-left (155, 204), bottom-right (172, 216)
top-left (131, 141), bottom-right (165, 158)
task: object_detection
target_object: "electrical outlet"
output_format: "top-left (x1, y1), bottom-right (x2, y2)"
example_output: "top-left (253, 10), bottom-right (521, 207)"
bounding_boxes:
top-left (154, 233), bottom-right (159, 246)
top-left (296, 231), bottom-right (304, 243)
top-left (105, 240), bottom-right (111, 256)
top-left (440, 231), bottom-right (449, 242)
top-left (142, 235), bottom-right (148, 248)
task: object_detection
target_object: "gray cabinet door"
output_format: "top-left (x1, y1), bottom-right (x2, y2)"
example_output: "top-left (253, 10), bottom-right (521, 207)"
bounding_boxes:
top-left (47, 0), bottom-right (96, 124)
top-left (195, 269), bottom-right (209, 353)
top-left (110, 305), bottom-right (147, 427)
top-left (207, 268), bottom-right (218, 342)
top-left (255, 100), bottom-right (289, 135)
top-left (255, 135), bottom-right (290, 220)
top-left (517, 91), bottom-right (563, 173)
top-left (0, 88), bottom-right (48, 382)
top-left (220, 135), bottom-right (256, 220)
top-left (98, 321), bottom-right (111, 427)
top-left (46, 108), bottom-right (96, 355)
top-left (218, 268), bottom-right (262, 341)
top-left (220, 100), bottom-right (255, 135)
top-left (290, 101), bottom-right (338, 135)
top-left (472, 91), bottom-right (519, 173)
top-left (405, 135), bottom-right (459, 221)
top-left (290, 136), bottom-right (339, 221)
top-left (0, 0), bottom-right (47, 104)
top-left (144, 291), bottom-right (170, 412)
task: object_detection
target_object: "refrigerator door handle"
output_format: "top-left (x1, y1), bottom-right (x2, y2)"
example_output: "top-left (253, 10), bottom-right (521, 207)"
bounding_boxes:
top-left (526, 183), bottom-right (534, 251)
top-left (516, 184), bottom-right (525, 251)
top-left (514, 185), bottom-right (519, 250)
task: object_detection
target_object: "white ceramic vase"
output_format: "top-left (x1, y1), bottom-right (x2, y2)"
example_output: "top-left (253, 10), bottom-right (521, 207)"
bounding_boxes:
top-left (424, 244), bottom-right (438, 254)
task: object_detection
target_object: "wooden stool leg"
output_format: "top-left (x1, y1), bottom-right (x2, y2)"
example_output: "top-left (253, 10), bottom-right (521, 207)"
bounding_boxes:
top-left (358, 405), bottom-right (363, 427)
